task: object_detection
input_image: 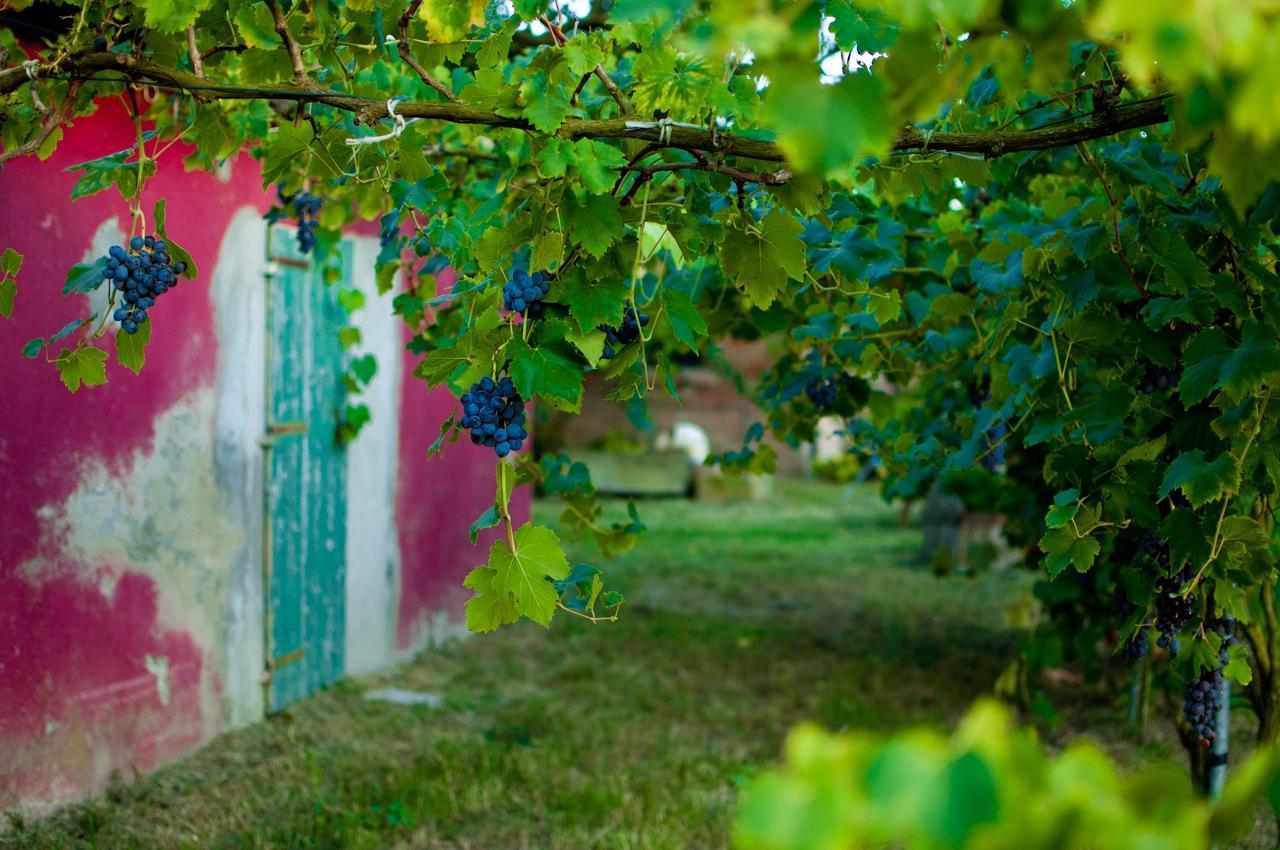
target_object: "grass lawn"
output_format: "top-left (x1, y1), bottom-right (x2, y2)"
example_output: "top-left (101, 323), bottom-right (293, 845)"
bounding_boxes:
top-left (5, 479), bottom-right (1262, 848)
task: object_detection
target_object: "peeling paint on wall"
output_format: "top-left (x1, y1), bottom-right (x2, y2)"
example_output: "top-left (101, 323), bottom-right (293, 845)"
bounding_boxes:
top-left (42, 386), bottom-right (239, 739)
top-left (0, 98), bottom-right (509, 815)
top-left (208, 208), bottom-right (268, 730)
top-left (343, 237), bottom-right (403, 675)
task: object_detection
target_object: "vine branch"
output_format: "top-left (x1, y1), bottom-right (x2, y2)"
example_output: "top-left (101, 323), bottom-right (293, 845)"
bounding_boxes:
top-left (0, 80), bottom-right (81, 165)
top-left (263, 0), bottom-right (306, 79)
top-left (397, 0), bottom-right (458, 102)
top-left (0, 54), bottom-right (1176, 172)
top-left (539, 15), bottom-right (633, 115)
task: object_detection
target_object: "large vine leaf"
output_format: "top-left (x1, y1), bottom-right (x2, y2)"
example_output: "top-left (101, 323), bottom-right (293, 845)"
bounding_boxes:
top-left (465, 522), bottom-right (570, 630)
top-left (720, 211), bottom-right (807, 309)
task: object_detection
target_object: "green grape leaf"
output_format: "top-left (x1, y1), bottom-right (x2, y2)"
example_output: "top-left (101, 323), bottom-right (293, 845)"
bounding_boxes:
top-left (485, 522), bottom-right (571, 627)
top-left (49, 317), bottom-right (87, 344)
top-left (350, 353), bottom-right (378, 385)
top-left (564, 326), bottom-right (605, 364)
top-left (765, 66), bottom-right (892, 174)
top-left (1158, 450), bottom-right (1241, 508)
top-left (469, 504), bottom-right (501, 544)
top-left (65, 148), bottom-right (142, 201)
top-left (531, 229), bottom-right (565, 272)
top-left (1039, 526), bottom-right (1099, 578)
top-left (538, 138), bottom-right (575, 178)
top-left (507, 337), bottom-right (585, 411)
top-left (720, 211), bottom-right (806, 309)
top-left (562, 33), bottom-right (608, 76)
top-left (418, 0), bottom-right (486, 41)
top-left (521, 64), bottom-right (581, 133)
top-left (1, 248), bottom-right (21, 276)
top-left (56, 345), bottom-right (109, 392)
top-left (565, 193), bottom-right (624, 258)
top-left (1180, 324), bottom-right (1280, 405)
top-left (0, 277), bottom-right (13, 318)
top-left (233, 2), bottom-right (281, 48)
top-left (63, 258), bottom-right (108, 295)
top-left (554, 269), bottom-right (628, 333)
top-left (140, 0), bottom-right (212, 33)
top-left (572, 140), bottom-right (628, 195)
top-left (663, 289), bottom-right (707, 351)
top-left (827, 2), bottom-right (899, 53)
top-left (114, 321), bottom-right (151, 374)
top-left (462, 565), bottom-right (521, 633)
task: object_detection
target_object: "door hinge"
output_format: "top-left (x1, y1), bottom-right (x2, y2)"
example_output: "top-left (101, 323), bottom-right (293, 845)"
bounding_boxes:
top-left (258, 421), bottom-right (308, 447)
top-left (260, 647), bottom-right (305, 684)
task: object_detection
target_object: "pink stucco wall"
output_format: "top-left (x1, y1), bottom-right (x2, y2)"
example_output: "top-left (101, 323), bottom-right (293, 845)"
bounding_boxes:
top-left (396, 304), bottom-right (532, 647)
top-left (0, 98), bottom-right (523, 810)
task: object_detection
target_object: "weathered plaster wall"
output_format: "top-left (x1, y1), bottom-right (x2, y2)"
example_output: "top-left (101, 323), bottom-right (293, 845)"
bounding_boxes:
top-left (209, 210), bottom-right (269, 730)
top-left (343, 237), bottom-right (403, 675)
top-left (0, 102), bottom-right (272, 810)
top-left (0, 100), bottom-right (528, 814)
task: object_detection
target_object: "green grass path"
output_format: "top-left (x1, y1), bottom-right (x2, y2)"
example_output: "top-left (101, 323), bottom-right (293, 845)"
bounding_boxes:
top-left (7, 481), bottom-right (1194, 849)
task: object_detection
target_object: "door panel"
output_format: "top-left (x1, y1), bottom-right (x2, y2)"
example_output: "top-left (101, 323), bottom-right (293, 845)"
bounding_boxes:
top-left (265, 228), bottom-right (349, 711)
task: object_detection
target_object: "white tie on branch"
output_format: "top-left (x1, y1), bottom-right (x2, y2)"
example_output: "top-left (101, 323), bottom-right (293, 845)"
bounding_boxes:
top-left (345, 98), bottom-right (418, 148)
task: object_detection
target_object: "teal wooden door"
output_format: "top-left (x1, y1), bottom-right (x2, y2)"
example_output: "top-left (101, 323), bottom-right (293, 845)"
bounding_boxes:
top-left (264, 228), bottom-right (349, 711)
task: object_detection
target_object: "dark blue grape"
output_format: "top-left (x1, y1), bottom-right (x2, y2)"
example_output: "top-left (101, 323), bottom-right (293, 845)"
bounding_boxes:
top-left (129, 236), bottom-right (144, 250)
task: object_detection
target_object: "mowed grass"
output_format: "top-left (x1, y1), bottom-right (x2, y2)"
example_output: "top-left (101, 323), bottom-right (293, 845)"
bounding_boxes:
top-left (5, 479), bottom-right (1237, 849)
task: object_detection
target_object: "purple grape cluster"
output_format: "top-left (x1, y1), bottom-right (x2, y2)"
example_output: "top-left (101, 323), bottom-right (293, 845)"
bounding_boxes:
top-left (1184, 668), bottom-right (1223, 749)
top-left (461, 375), bottom-right (528, 458)
top-left (277, 185), bottom-right (322, 253)
top-left (503, 269), bottom-right (549, 318)
top-left (1184, 616), bottom-right (1235, 749)
top-left (805, 375), bottom-right (838, 411)
top-left (600, 302), bottom-right (649, 360)
top-left (101, 235), bottom-right (187, 335)
top-left (1139, 363), bottom-right (1179, 394)
top-left (1153, 568), bottom-right (1195, 656)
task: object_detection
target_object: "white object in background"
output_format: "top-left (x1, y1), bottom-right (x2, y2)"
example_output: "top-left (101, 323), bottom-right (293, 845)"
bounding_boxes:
top-left (813, 416), bottom-right (848, 462)
top-left (363, 688), bottom-right (443, 708)
top-left (656, 421), bottom-right (711, 465)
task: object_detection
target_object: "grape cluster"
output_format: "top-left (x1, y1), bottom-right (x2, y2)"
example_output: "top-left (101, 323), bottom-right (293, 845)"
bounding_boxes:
top-left (1120, 634), bottom-right (1150, 661)
top-left (460, 375), bottom-right (528, 458)
top-left (1184, 616), bottom-right (1236, 749)
top-left (805, 375), bottom-right (838, 411)
top-left (600, 302), bottom-right (649, 360)
top-left (502, 269), bottom-right (550, 318)
top-left (1153, 566), bottom-right (1195, 656)
top-left (979, 421), bottom-right (1008, 473)
top-left (1184, 668), bottom-right (1223, 749)
top-left (1139, 363), bottom-right (1179, 394)
top-left (277, 185), bottom-right (322, 253)
top-left (100, 235), bottom-right (187, 335)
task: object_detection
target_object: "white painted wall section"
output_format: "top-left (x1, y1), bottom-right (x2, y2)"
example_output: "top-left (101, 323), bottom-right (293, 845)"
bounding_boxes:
top-left (343, 237), bottom-right (403, 675)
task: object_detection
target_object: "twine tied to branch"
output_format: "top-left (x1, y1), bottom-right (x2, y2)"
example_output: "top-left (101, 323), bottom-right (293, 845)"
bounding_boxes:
top-left (345, 98), bottom-right (418, 147)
